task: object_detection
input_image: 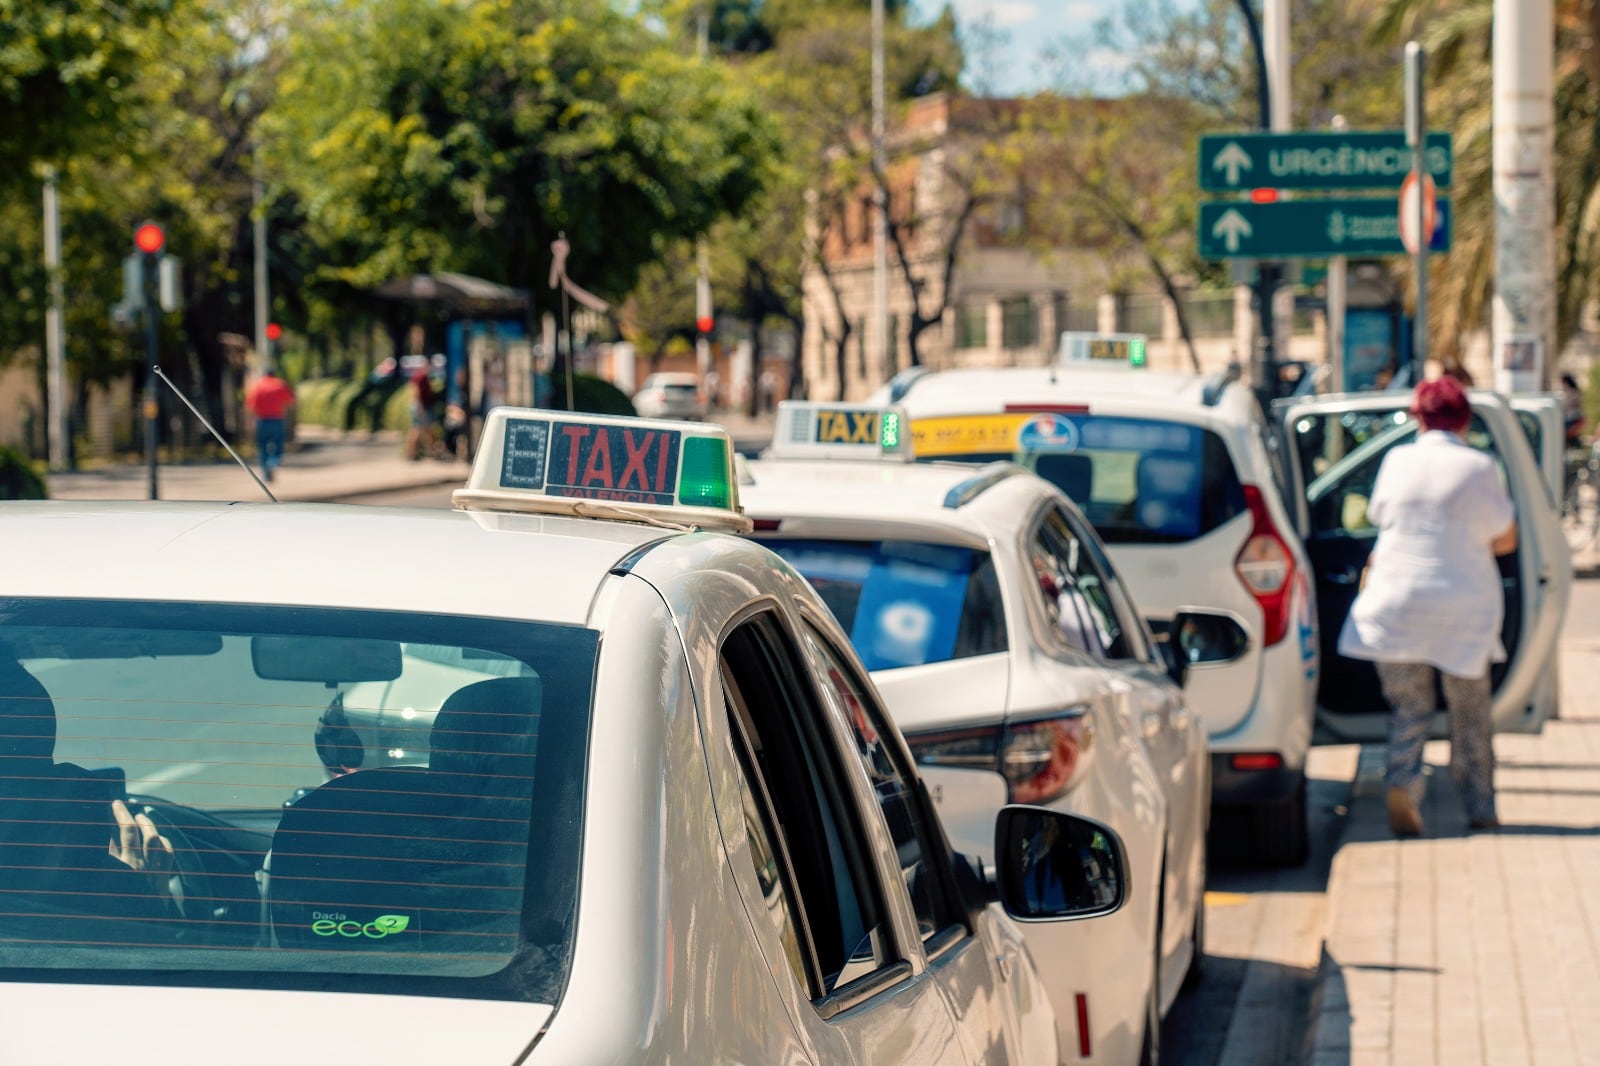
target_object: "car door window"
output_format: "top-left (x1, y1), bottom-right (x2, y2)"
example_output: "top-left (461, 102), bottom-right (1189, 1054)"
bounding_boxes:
top-left (1306, 412), bottom-right (1507, 538)
top-left (802, 624), bottom-right (967, 951)
top-left (718, 614), bottom-right (902, 1005)
top-left (1053, 507), bottom-right (1152, 662)
top-left (1034, 509), bottom-right (1137, 661)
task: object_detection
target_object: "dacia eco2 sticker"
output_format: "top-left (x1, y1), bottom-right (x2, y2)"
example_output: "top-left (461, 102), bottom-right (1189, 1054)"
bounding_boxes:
top-left (311, 912), bottom-right (413, 940)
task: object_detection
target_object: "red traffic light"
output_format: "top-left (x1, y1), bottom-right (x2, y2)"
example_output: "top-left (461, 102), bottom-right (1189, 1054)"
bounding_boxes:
top-left (134, 222), bottom-right (165, 255)
top-left (1249, 188), bottom-right (1280, 204)
top-left (265, 322), bottom-right (283, 342)
top-left (696, 315), bottom-right (714, 334)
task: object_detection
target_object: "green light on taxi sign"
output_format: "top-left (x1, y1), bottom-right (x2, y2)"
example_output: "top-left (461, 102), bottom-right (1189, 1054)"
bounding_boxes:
top-left (880, 412), bottom-right (901, 449)
top-left (1129, 339), bottom-right (1147, 367)
top-left (678, 435), bottom-right (734, 510)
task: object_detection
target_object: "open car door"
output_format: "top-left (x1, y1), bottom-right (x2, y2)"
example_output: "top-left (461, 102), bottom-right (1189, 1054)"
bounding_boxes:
top-left (1278, 391), bottom-right (1570, 744)
top-left (1507, 393), bottom-right (1564, 507)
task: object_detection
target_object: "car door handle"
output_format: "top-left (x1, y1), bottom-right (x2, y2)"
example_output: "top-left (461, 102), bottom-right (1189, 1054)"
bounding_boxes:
top-left (1327, 566), bottom-right (1361, 586)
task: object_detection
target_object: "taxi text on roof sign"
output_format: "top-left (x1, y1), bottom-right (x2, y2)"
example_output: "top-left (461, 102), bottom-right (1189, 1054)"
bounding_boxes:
top-left (453, 408), bottom-right (752, 532)
top-left (767, 401), bottom-right (914, 462)
top-left (1058, 331), bottom-right (1147, 368)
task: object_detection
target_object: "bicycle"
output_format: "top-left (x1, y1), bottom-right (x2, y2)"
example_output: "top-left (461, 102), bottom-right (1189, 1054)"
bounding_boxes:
top-left (1561, 439), bottom-right (1600, 553)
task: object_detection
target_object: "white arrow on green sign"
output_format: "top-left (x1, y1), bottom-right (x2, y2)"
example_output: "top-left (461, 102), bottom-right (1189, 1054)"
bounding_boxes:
top-left (1198, 131), bottom-right (1452, 191)
top-left (1198, 198), bottom-right (1452, 259)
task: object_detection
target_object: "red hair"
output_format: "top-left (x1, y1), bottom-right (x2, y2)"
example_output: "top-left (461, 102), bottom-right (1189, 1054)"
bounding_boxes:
top-left (1412, 377), bottom-right (1471, 433)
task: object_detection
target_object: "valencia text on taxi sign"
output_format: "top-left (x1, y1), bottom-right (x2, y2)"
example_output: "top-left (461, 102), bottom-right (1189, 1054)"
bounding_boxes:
top-left (1198, 197), bottom-right (1452, 259)
top-left (1198, 131), bottom-right (1453, 192)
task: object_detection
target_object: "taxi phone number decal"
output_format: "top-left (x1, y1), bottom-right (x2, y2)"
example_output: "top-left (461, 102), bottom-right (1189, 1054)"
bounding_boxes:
top-left (501, 418), bottom-right (683, 505)
top-left (911, 415), bottom-right (1033, 457)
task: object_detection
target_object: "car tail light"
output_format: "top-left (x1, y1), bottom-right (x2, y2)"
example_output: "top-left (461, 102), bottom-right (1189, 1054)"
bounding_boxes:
top-left (1234, 485), bottom-right (1295, 646)
top-left (1231, 752), bottom-right (1284, 771)
top-left (906, 707), bottom-right (1095, 805)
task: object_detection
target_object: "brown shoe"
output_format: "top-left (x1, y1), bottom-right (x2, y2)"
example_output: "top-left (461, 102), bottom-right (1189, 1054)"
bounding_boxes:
top-left (1468, 816), bottom-right (1501, 831)
top-left (1387, 786), bottom-right (1423, 836)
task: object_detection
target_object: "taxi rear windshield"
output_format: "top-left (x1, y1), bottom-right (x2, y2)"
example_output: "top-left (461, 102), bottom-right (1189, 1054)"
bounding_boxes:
top-left (762, 539), bottom-right (1007, 670)
top-left (0, 598), bottom-right (596, 1006)
top-left (931, 417), bottom-right (1246, 544)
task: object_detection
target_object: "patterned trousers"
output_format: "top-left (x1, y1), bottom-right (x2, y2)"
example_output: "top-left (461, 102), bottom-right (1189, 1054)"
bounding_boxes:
top-left (1376, 661), bottom-right (1497, 824)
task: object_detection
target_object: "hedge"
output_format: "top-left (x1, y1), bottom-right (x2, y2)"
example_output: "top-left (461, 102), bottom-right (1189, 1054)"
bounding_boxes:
top-left (0, 446), bottom-right (48, 500)
top-left (293, 371), bottom-right (637, 432)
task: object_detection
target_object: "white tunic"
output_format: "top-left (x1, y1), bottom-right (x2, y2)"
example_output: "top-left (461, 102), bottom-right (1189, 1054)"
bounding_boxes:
top-left (1337, 431), bottom-right (1515, 678)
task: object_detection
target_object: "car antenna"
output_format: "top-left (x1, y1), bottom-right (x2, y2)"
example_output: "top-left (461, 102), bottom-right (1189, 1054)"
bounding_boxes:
top-left (152, 365), bottom-right (278, 502)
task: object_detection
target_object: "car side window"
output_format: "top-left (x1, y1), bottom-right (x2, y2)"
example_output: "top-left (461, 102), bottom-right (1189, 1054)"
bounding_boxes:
top-left (1052, 507), bottom-right (1151, 662)
top-left (718, 614), bottom-right (901, 1005)
top-left (1036, 510), bottom-right (1135, 661)
top-left (802, 624), bottom-right (967, 949)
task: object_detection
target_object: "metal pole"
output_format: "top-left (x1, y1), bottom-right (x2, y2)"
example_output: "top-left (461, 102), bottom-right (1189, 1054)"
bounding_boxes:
top-left (253, 153), bottom-right (269, 366)
top-left (143, 251), bottom-right (160, 500)
top-left (1405, 43), bottom-right (1428, 383)
top-left (1235, 0), bottom-right (1278, 410)
top-left (871, 0), bottom-right (889, 382)
top-left (1492, 0), bottom-right (1555, 392)
top-left (43, 168), bottom-right (68, 470)
top-left (694, 9), bottom-right (713, 386)
top-left (1328, 115), bottom-right (1349, 393)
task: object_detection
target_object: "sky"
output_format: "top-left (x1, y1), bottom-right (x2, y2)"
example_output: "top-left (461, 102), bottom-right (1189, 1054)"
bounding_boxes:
top-left (912, 0), bottom-right (1147, 97)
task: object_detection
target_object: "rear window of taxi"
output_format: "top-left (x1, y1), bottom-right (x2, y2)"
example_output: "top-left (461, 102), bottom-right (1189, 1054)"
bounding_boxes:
top-left (0, 598), bottom-right (595, 1005)
top-left (913, 413), bottom-right (1247, 544)
top-left (761, 539), bottom-right (1007, 670)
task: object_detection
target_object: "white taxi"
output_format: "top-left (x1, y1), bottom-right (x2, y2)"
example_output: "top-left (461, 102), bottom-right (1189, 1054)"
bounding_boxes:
top-left (878, 343), bottom-right (1320, 866)
top-left (0, 411), bottom-right (1129, 1065)
top-left (740, 402), bottom-right (1211, 1066)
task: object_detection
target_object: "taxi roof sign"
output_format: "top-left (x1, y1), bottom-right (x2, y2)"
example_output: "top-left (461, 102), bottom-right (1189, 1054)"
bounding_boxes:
top-left (454, 408), bottom-right (751, 532)
top-left (767, 401), bottom-right (914, 462)
top-left (1059, 331), bottom-right (1148, 368)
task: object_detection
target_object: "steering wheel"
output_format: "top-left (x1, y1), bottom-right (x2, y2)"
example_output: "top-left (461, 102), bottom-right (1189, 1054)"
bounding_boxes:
top-left (122, 799), bottom-right (216, 937)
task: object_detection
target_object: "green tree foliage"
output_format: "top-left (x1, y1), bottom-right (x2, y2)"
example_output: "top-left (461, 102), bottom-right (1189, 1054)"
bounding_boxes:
top-left (267, 0), bottom-right (778, 310)
top-left (0, 0), bottom-right (177, 192)
top-left (1371, 0), bottom-right (1600, 365)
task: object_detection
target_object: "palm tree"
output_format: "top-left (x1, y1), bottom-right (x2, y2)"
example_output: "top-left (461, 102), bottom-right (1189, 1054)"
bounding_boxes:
top-left (1370, 0), bottom-right (1600, 366)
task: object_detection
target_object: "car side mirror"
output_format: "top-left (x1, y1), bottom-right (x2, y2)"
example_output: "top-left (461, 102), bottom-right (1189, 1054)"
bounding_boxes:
top-left (993, 806), bottom-right (1127, 922)
top-left (1154, 638), bottom-right (1188, 688)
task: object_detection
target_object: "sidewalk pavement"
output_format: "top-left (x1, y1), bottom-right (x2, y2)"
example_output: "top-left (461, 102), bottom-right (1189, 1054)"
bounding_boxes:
top-left (44, 412), bottom-right (779, 505)
top-left (1306, 576), bottom-right (1600, 1065)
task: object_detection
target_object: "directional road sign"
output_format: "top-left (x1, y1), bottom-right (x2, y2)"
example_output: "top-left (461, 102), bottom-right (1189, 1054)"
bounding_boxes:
top-left (1198, 131), bottom-right (1453, 192)
top-left (1198, 198), bottom-right (1452, 259)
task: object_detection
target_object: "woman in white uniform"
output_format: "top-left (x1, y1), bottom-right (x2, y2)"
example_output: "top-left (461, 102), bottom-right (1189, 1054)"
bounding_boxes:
top-left (1339, 377), bottom-right (1518, 836)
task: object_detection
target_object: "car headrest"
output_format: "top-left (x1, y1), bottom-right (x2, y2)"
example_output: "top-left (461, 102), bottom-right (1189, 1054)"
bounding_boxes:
top-left (0, 659), bottom-right (55, 762)
top-left (268, 766), bottom-right (524, 958)
top-left (429, 676), bottom-right (541, 794)
top-left (1136, 453), bottom-right (1201, 535)
top-left (1033, 452), bottom-right (1093, 503)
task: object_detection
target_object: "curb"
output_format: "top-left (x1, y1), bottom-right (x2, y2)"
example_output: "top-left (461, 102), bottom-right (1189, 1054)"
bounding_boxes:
top-left (279, 471), bottom-right (468, 505)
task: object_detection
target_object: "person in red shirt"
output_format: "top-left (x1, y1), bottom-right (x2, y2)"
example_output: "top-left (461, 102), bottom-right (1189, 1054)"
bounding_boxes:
top-left (244, 366), bottom-right (295, 482)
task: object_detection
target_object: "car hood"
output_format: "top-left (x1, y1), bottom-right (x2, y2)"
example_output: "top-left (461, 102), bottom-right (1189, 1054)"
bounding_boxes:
top-left (0, 984), bottom-right (551, 1066)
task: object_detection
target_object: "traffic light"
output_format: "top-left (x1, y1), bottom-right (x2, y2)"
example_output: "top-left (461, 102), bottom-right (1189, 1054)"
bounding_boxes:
top-left (266, 322), bottom-right (283, 342)
top-left (696, 315), bottom-right (714, 335)
top-left (134, 222), bottom-right (165, 255)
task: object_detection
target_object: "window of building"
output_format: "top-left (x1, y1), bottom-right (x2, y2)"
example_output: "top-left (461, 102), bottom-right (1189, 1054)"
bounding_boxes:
top-left (954, 303), bottom-right (987, 350)
top-left (1001, 297), bottom-right (1037, 349)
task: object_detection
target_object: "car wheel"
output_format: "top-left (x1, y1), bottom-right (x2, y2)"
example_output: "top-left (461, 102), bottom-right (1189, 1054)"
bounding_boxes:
top-left (1182, 848), bottom-right (1206, 992)
top-left (1249, 773), bottom-right (1309, 868)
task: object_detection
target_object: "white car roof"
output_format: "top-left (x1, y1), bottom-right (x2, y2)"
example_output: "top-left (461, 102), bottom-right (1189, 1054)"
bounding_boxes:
top-left (740, 457), bottom-right (1050, 544)
top-left (0, 501), bottom-right (667, 625)
top-left (894, 365), bottom-right (1255, 424)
